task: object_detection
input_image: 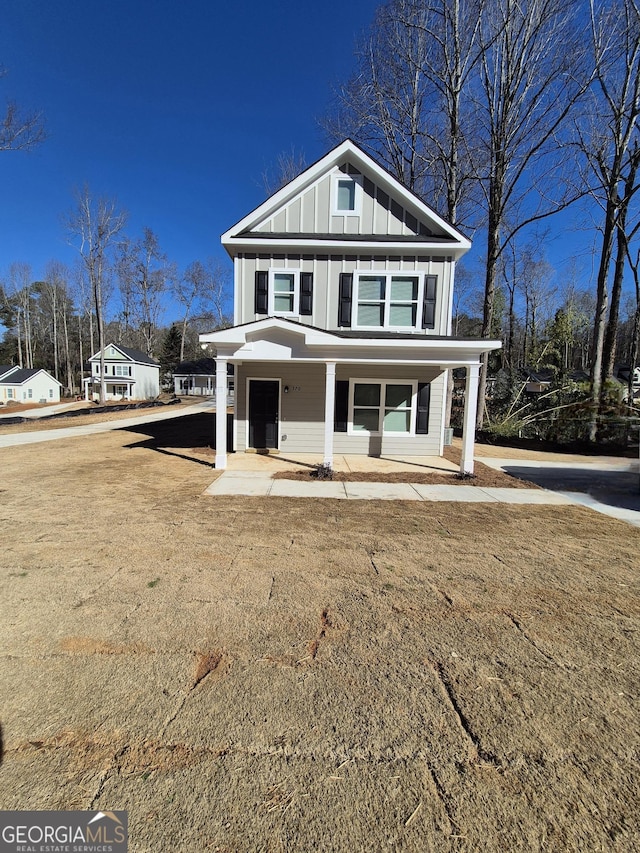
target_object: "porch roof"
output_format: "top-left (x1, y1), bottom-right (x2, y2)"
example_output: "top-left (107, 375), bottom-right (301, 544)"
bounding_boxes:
top-left (200, 317), bottom-right (501, 369)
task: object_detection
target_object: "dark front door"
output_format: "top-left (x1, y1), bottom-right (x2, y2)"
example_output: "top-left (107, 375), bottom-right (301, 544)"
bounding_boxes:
top-left (249, 380), bottom-right (279, 449)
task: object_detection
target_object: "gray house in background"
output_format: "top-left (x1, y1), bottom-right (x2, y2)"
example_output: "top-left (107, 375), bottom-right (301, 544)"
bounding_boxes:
top-left (200, 139), bottom-right (500, 473)
top-left (173, 357), bottom-right (234, 402)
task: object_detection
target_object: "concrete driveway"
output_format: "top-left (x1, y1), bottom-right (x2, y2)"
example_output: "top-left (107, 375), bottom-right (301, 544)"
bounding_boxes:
top-left (479, 454), bottom-right (640, 528)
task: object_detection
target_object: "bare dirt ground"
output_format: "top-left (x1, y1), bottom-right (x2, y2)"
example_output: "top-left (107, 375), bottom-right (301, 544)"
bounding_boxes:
top-left (1, 413), bottom-right (639, 852)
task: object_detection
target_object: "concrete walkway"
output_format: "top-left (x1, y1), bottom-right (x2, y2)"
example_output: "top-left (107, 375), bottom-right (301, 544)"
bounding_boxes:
top-left (204, 448), bottom-right (640, 528)
top-left (0, 400), bottom-right (86, 420)
top-left (0, 399), bottom-right (216, 447)
top-left (204, 470), bottom-right (576, 505)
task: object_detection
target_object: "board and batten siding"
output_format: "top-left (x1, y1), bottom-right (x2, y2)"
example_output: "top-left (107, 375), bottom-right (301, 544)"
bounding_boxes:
top-left (235, 363), bottom-right (444, 456)
top-left (253, 168), bottom-right (443, 239)
top-left (237, 253), bottom-right (452, 335)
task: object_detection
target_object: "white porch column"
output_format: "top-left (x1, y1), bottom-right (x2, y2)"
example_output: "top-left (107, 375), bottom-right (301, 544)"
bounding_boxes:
top-left (323, 361), bottom-right (336, 468)
top-left (215, 357), bottom-right (228, 470)
top-left (461, 364), bottom-right (480, 475)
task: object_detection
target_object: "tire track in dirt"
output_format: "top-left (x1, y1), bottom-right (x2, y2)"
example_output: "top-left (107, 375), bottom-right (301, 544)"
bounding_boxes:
top-left (425, 658), bottom-right (500, 768)
top-left (503, 611), bottom-right (559, 665)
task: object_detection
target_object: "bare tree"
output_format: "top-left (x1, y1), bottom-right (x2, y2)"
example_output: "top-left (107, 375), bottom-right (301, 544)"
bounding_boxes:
top-left (66, 187), bottom-right (127, 403)
top-left (473, 0), bottom-right (591, 426)
top-left (6, 263), bottom-right (35, 368)
top-left (42, 260), bottom-right (76, 392)
top-left (117, 228), bottom-right (171, 356)
top-left (579, 0), bottom-right (640, 435)
top-left (324, 0), bottom-right (444, 199)
top-left (0, 67), bottom-right (45, 151)
top-left (175, 259), bottom-right (231, 362)
top-left (262, 146), bottom-right (308, 196)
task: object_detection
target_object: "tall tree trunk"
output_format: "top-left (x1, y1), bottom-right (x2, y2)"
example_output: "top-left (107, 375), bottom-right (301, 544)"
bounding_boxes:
top-left (476, 203), bottom-right (501, 429)
top-left (601, 221), bottom-right (627, 386)
top-left (62, 306), bottom-right (73, 395)
top-left (589, 199), bottom-right (617, 439)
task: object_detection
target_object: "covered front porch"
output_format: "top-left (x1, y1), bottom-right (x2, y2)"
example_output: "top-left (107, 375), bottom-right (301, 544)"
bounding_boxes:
top-left (201, 318), bottom-right (501, 477)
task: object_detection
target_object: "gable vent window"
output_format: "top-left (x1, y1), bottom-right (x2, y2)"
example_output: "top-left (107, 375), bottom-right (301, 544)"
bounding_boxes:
top-left (337, 179), bottom-right (356, 211)
top-left (332, 174), bottom-right (362, 215)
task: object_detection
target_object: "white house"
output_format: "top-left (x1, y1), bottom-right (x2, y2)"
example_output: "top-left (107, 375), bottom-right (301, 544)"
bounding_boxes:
top-left (200, 139), bottom-right (500, 474)
top-left (84, 344), bottom-right (160, 401)
top-left (0, 367), bottom-right (62, 404)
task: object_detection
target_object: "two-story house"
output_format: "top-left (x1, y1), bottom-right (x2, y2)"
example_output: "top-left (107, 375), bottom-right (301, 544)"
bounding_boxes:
top-left (83, 344), bottom-right (160, 401)
top-left (200, 140), bottom-right (500, 474)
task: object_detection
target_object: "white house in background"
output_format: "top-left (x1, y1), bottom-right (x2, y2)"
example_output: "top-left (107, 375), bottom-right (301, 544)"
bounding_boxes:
top-left (200, 139), bottom-right (501, 474)
top-left (84, 344), bottom-right (160, 401)
top-left (0, 367), bottom-right (62, 404)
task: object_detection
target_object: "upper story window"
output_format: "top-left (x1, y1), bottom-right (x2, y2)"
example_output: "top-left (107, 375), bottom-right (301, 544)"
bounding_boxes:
top-left (115, 364), bottom-right (131, 377)
top-left (349, 272), bottom-right (437, 331)
top-left (270, 270), bottom-right (300, 316)
top-left (255, 269), bottom-right (314, 318)
top-left (332, 174), bottom-right (362, 215)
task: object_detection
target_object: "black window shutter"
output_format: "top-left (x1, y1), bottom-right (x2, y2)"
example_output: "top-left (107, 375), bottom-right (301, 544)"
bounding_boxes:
top-left (334, 380), bottom-right (349, 432)
top-left (255, 270), bottom-right (268, 314)
top-left (300, 272), bottom-right (313, 315)
top-left (416, 382), bottom-right (430, 434)
top-left (338, 273), bottom-right (353, 327)
top-left (422, 275), bottom-right (437, 329)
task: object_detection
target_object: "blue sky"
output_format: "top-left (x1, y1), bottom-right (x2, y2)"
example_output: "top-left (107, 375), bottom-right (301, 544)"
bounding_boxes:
top-left (0, 0), bottom-right (611, 328)
top-left (0, 0), bottom-right (378, 320)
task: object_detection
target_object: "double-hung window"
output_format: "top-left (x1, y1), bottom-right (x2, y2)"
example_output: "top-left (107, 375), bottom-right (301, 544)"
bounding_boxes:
top-left (115, 364), bottom-right (130, 377)
top-left (267, 270), bottom-right (299, 316)
top-left (356, 274), bottom-right (420, 329)
top-left (350, 380), bottom-right (416, 435)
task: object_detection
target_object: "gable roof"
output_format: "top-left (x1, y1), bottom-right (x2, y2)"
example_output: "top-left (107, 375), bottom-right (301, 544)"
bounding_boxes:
top-left (89, 344), bottom-right (159, 366)
top-left (0, 367), bottom-right (62, 386)
top-left (222, 138), bottom-right (471, 258)
top-left (0, 364), bottom-right (18, 379)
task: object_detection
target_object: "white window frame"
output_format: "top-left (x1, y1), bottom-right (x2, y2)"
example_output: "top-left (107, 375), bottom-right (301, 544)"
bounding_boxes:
top-left (347, 379), bottom-right (418, 436)
top-left (115, 364), bottom-right (130, 377)
top-left (332, 173), bottom-right (363, 216)
top-left (268, 269), bottom-right (300, 317)
top-left (352, 271), bottom-right (425, 331)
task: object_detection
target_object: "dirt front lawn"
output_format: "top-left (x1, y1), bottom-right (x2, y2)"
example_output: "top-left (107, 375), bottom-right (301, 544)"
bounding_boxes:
top-left (0, 414), bottom-right (638, 852)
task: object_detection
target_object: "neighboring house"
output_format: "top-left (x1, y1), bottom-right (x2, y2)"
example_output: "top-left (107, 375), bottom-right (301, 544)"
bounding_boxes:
top-left (0, 367), bottom-right (62, 404)
top-left (200, 139), bottom-right (501, 473)
top-left (84, 344), bottom-right (160, 401)
top-left (173, 357), bottom-right (235, 403)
